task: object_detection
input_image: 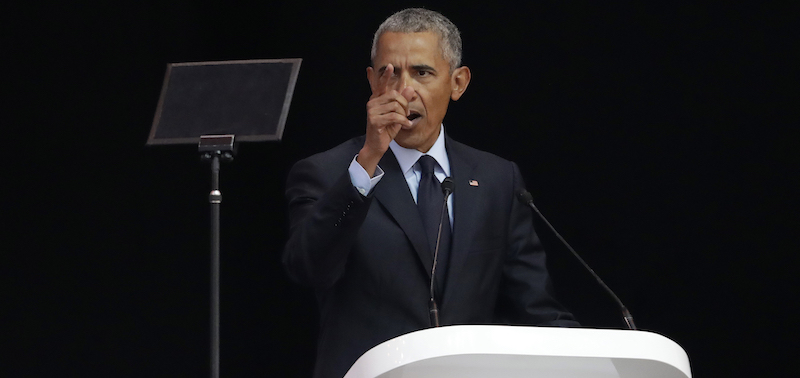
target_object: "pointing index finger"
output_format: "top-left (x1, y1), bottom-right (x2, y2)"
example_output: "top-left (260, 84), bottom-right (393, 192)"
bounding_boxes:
top-left (377, 63), bottom-right (394, 95)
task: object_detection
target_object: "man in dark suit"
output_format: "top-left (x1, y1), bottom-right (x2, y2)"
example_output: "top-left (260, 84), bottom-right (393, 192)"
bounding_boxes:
top-left (283, 8), bottom-right (578, 378)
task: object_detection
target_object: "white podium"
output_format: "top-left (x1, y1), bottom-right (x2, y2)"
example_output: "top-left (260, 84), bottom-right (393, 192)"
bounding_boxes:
top-left (343, 325), bottom-right (691, 378)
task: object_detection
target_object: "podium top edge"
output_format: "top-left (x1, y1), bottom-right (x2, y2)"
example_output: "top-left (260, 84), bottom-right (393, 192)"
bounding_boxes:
top-left (344, 325), bottom-right (691, 378)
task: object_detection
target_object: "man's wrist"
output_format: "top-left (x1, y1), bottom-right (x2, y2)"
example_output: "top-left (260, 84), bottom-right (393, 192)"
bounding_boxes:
top-left (356, 146), bottom-right (383, 177)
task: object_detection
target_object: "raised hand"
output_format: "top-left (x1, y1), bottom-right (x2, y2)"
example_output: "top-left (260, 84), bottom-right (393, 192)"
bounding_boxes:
top-left (359, 64), bottom-right (415, 176)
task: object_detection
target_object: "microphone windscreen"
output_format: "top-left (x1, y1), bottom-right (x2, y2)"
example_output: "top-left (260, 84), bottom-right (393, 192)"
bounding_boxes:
top-left (441, 177), bottom-right (455, 194)
top-left (517, 190), bottom-right (534, 204)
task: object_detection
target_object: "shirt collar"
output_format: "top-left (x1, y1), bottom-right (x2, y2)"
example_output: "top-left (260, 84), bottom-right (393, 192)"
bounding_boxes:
top-left (389, 124), bottom-right (450, 176)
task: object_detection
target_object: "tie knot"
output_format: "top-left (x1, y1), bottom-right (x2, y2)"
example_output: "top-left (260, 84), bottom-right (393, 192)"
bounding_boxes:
top-left (417, 155), bottom-right (438, 176)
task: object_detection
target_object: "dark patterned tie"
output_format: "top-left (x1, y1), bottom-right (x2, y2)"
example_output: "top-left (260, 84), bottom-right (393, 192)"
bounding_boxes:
top-left (416, 155), bottom-right (451, 296)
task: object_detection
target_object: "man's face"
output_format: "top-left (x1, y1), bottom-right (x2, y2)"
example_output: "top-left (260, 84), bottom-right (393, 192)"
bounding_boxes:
top-left (368, 32), bottom-right (464, 152)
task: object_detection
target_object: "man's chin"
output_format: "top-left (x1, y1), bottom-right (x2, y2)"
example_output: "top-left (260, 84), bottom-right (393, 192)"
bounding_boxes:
top-left (394, 132), bottom-right (413, 146)
top-left (393, 132), bottom-right (419, 150)
top-left (394, 127), bottom-right (437, 152)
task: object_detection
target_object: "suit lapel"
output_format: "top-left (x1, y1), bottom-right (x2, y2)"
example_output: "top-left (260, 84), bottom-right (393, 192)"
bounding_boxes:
top-left (373, 149), bottom-right (433, 279)
top-left (443, 137), bottom-right (481, 304)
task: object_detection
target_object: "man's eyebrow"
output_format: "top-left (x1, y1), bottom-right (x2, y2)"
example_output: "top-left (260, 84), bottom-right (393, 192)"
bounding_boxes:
top-left (411, 64), bottom-right (436, 72)
top-left (376, 65), bottom-right (438, 75)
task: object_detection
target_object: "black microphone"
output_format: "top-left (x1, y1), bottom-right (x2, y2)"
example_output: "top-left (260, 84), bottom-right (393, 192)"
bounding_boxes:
top-left (429, 177), bottom-right (454, 327)
top-left (517, 190), bottom-right (637, 330)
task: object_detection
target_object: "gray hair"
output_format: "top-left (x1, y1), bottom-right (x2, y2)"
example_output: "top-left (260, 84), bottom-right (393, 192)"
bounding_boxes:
top-left (370, 8), bottom-right (463, 72)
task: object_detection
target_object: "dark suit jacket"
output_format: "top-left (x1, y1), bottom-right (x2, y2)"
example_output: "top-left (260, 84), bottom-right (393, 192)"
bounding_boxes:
top-left (283, 134), bottom-right (577, 378)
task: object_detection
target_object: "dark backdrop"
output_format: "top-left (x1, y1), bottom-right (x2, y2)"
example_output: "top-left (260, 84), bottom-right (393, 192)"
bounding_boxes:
top-left (8, 1), bottom-right (796, 377)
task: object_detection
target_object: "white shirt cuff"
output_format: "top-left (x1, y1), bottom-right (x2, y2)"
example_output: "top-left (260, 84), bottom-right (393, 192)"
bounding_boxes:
top-left (348, 155), bottom-right (384, 196)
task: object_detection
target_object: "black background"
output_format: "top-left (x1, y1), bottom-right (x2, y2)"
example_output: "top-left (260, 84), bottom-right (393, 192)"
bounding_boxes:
top-left (7, 1), bottom-right (797, 377)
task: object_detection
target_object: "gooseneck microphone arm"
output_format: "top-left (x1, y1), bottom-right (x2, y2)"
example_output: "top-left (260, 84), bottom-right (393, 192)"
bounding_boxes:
top-left (517, 190), bottom-right (637, 330)
top-left (429, 177), bottom-right (455, 327)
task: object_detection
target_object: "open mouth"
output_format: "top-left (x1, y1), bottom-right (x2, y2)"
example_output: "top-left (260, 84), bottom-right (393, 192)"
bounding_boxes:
top-left (407, 112), bottom-right (421, 121)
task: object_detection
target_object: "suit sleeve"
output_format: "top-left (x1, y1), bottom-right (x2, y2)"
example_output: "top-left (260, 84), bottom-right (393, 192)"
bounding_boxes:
top-left (282, 156), bottom-right (373, 289)
top-left (496, 161), bottom-right (580, 327)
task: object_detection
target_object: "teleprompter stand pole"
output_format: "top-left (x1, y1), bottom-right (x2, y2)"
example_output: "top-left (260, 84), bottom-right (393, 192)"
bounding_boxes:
top-left (147, 59), bottom-right (301, 378)
top-left (199, 135), bottom-right (235, 378)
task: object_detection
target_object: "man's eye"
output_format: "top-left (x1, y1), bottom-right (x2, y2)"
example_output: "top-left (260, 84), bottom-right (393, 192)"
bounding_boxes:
top-left (418, 71), bottom-right (430, 76)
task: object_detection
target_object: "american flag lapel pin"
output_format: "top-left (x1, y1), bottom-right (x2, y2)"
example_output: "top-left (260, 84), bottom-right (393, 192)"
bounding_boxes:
top-left (469, 179), bottom-right (479, 187)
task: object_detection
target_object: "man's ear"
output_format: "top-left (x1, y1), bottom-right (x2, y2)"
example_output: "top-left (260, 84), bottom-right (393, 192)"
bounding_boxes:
top-left (366, 66), bottom-right (377, 94)
top-left (450, 66), bottom-right (471, 101)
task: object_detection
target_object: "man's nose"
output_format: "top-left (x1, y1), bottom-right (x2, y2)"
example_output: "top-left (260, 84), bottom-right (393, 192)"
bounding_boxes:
top-left (391, 72), bottom-right (409, 90)
top-left (401, 74), bottom-right (412, 89)
top-left (395, 74), bottom-right (417, 100)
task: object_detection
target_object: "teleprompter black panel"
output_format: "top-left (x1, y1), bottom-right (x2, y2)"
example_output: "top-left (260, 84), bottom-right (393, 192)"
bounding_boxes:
top-left (147, 58), bottom-right (301, 145)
